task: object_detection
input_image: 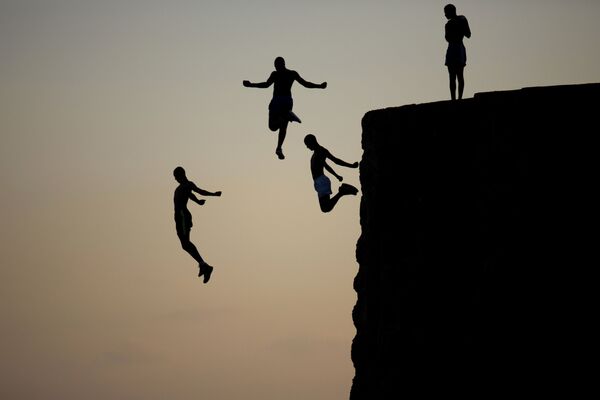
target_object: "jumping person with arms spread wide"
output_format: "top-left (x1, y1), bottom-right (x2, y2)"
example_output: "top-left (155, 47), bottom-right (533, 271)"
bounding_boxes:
top-left (243, 57), bottom-right (327, 160)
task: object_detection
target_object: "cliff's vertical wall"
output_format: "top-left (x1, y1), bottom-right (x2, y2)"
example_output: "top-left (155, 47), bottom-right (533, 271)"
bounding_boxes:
top-left (352, 83), bottom-right (597, 398)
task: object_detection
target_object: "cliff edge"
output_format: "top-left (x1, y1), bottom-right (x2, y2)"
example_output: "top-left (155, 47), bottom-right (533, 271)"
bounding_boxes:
top-left (352, 83), bottom-right (597, 398)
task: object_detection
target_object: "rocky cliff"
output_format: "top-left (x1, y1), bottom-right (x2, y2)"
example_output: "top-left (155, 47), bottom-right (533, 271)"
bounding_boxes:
top-left (351, 83), bottom-right (597, 398)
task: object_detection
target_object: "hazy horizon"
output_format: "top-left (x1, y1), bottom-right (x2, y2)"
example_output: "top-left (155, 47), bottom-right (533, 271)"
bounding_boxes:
top-left (2, 1), bottom-right (600, 399)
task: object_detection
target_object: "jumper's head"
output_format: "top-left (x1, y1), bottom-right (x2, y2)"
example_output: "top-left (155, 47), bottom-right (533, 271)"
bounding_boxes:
top-left (173, 166), bottom-right (187, 183)
top-left (274, 56), bottom-right (286, 72)
top-left (304, 134), bottom-right (318, 150)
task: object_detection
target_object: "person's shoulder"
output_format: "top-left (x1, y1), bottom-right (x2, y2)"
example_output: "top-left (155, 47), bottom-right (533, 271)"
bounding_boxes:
top-left (182, 181), bottom-right (196, 189)
top-left (318, 146), bottom-right (329, 155)
top-left (458, 15), bottom-right (468, 21)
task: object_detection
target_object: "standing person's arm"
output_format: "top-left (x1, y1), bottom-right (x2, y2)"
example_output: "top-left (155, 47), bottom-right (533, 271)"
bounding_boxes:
top-left (462, 16), bottom-right (471, 38)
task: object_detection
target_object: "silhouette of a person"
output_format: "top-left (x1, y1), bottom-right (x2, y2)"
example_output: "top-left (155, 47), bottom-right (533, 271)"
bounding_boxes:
top-left (444, 4), bottom-right (471, 100)
top-left (304, 134), bottom-right (359, 213)
top-left (173, 166), bottom-right (222, 283)
top-left (243, 57), bottom-right (327, 160)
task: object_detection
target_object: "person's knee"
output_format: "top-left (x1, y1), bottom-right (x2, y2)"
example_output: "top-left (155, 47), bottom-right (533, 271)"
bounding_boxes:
top-left (269, 114), bottom-right (280, 131)
top-left (179, 238), bottom-right (192, 250)
top-left (319, 200), bottom-right (333, 213)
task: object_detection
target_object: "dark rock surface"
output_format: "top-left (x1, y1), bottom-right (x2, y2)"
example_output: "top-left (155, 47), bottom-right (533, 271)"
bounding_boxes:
top-left (351, 83), bottom-right (597, 398)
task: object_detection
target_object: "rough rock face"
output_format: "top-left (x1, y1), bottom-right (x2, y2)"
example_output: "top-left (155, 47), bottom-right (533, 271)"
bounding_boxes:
top-left (351, 84), bottom-right (597, 398)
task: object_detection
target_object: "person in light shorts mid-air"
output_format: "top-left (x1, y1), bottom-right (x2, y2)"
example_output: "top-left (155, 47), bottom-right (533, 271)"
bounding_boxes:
top-left (304, 134), bottom-right (359, 213)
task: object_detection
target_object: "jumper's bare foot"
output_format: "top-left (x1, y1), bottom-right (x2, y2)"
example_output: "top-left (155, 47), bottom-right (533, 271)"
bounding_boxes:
top-left (203, 265), bottom-right (213, 283)
top-left (276, 148), bottom-right (285, 160)
top-left (288, 111), bottom-right (302, 123)
top-left (339, 183), bottom-right (358, 195)
top-left (199, 263), bottom-right (214, 283)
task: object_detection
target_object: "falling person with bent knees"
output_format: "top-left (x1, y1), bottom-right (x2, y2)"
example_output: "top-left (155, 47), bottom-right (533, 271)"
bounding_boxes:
top-left (304, 134), bottom-right (359, 213)
top-left (444, 3), bottom-right (471, 100)
top-left (173, 166), bottom-right (222, 283)
top-left (243, 57), bottom-right (327, 160)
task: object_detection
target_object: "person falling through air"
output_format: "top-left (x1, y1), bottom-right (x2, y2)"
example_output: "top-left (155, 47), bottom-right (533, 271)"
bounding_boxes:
top-left (173, 166), bottom-right (222, 283)
top-left (304, 134), bottom-right (359, 213)
top-left (243, 56), bottom-right (327, 160)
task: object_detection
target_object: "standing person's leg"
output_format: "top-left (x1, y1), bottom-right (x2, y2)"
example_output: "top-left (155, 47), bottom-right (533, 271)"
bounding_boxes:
top-left (456, 66), bottom-right (465, 100)
top-left (448, 66), bottom-right (457, 101)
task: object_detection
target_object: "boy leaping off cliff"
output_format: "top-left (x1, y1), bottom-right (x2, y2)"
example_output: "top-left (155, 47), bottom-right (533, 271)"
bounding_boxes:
top-left (243, 56), bottom-right (327, 160)
top-left (304, 134), bottom-right (359, 213)
top-left (173, 166), bottom-right (222, 283)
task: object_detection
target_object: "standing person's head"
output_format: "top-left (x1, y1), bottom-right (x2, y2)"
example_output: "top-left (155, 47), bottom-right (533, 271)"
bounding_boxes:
top-left (304, 134), bottom-right (318, 150)
top-left (274, 56), bottom-right (286, 72)
top-left (173, 166), bottom-right (187, 183)
top-left (444, 4), bottom-right (457, 19)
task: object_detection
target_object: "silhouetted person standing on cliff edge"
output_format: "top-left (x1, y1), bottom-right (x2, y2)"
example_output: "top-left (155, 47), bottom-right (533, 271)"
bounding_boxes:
top-left (243, 57), bottom-right (327, 160)
top-left (173, 166), bottom-right (222, 283)
top-left (444, 4), bottom-right (471, 100)
top-left (304, 134), bottom-right (359, 213)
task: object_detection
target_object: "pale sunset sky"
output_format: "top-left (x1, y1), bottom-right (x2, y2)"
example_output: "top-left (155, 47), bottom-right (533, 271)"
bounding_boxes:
top-left (1, 1), bottom-right (599, 399)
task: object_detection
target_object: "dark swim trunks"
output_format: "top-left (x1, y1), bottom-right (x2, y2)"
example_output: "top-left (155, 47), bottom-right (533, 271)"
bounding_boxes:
top-left (175, 209), bottom-right (193, 237)
top-left (445, 42), bottom-right (467, 67)
top-left (313, 175), bottom-right (333, 198)
top-left (269, 96), bottom-right (293, 116)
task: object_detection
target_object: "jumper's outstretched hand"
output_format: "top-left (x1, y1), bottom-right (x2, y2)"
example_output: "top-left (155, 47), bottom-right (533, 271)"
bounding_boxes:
top-left (336, 175), bottom-right (343, 182)
top-left (215, 191), bottom-right (222, 196)
top-left (351, 162), bottom-right (359, 168)
top-left (243, 80), bottom-right (251, 87)
top-left (320, 82), bottom-right (327, 89)
top-left (199, 199), bottom-right (206, 205)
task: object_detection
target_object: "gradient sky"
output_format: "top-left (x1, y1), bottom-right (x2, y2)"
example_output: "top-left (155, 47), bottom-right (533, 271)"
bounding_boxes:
top-left (1, 1), bottom-right (599, 399)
